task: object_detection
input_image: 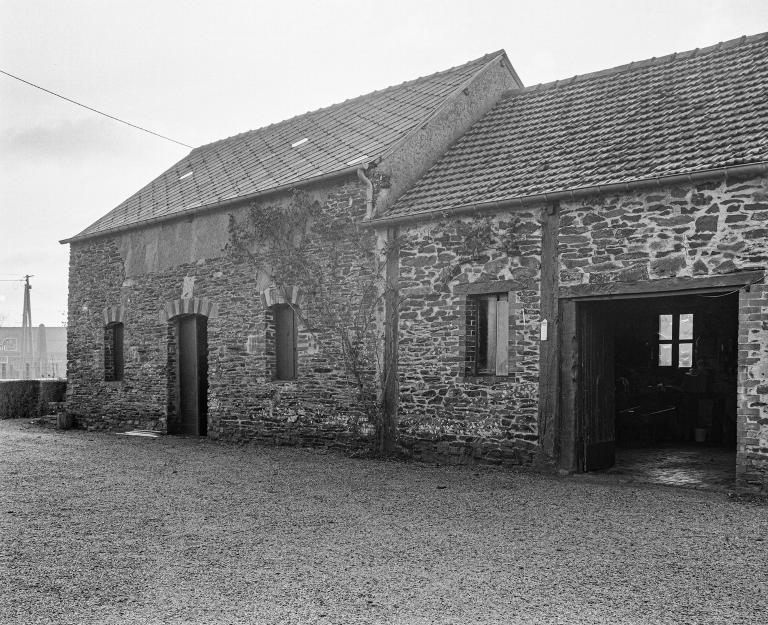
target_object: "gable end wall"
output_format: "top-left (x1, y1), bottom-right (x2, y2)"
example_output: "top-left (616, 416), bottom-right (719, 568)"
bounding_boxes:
top-left (374, 58), bottom-right (520, 215)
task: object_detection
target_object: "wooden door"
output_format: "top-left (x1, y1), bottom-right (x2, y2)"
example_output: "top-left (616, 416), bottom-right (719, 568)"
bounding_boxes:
top-left (578, 302), bottom-right (615, 471)
top-left (177, 315), bottom-right (208, 436)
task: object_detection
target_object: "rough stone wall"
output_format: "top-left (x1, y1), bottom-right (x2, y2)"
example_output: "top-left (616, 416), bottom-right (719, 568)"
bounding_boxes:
top-left (557, 174), bottom-right (768, 485)
top-left (66, 178), bottom-right (377, 451)
top-left (66, 238), bottom-right (169, 431)
top-left (67, 170), bottom-right (768, 477)
top-left (395, 210), bottom-right (543, 465)
top-left (558, 177), bottom-right (768, 286)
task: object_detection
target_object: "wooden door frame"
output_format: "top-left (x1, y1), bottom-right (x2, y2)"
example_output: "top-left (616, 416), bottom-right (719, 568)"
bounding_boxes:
top-left (552, 272), bottom-right (761, 473)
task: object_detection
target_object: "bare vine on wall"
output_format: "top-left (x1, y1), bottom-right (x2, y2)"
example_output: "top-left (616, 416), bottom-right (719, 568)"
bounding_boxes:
top-left (227, 189), bottom-right (398, 454)
top-left (435, 216), bottom-right (524, 292)
top-left (228, 189), bottom-right (323, 292)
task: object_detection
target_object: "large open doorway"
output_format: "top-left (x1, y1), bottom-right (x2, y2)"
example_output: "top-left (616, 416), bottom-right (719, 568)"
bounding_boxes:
top-left (575, 290), bottom-right (738, 486)
top-left (172, 314), bottom-right (208, 436)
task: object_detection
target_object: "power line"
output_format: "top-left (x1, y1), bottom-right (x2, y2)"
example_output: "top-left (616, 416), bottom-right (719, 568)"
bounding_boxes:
top-left (0, 68), bottom-right (194, 149)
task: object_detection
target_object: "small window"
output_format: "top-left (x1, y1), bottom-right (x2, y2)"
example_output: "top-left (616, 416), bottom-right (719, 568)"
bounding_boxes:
top-left (104, 322), bottom-right (124, 381)
top-left (273, 304), bottom-right (297, 380)
top-left (466, 293), bottom-right (509, 376)
top-left (658, 313), bottom-right (693, 368)
top-left (2, 338), bottom-right (18, 352)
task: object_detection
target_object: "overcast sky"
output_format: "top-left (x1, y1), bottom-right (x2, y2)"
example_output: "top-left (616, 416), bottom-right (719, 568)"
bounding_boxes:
top-left (1, 0), bottom-right (767, 326)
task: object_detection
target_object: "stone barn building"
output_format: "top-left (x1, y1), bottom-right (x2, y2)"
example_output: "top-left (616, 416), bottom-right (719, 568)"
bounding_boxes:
top-left (377, 33), bottom-right (768, 487)
top-left (63, 34), bottom-right (768, 488)
top-left (61, 51), bottom-right (520, 446)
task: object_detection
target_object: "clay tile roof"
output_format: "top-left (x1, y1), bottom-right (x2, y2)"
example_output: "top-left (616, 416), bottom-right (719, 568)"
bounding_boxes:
top-left (67, 51), bottom-right (508, 242)
top-left (387, 33), bottom-right (768, 219)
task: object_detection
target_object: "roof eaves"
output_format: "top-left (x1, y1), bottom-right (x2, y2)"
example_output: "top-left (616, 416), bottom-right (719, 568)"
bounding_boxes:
top-left (372, 161), bottom-right (768, 227)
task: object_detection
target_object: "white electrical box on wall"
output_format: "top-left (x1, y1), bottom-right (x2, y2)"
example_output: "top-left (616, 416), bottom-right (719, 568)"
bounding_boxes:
top-left (540, 319), bottom-right (549, 341)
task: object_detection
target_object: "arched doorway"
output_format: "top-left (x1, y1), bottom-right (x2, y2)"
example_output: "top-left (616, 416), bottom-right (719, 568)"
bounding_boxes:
top-left (161, 297), bottom-right (217, 437)
top-left (174, 314), bottom-right (208, 436)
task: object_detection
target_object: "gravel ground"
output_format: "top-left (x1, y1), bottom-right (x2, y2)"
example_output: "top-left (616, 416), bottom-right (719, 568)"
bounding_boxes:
top-left (1, 420), bottom-right (766, 625)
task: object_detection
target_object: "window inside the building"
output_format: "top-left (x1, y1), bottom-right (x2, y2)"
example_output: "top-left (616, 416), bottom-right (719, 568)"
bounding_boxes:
top-left (658, 313), bottom-right (693, 368)
top-left (466, 293), bottom-right (509, 376)
top-left (273, 304), bottom-right (297, 380)
top-left (104, 322), bottom-right (124, 381)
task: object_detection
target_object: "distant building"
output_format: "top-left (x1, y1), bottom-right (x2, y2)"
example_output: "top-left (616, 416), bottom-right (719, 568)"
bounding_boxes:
top-left (0, 325), bottom-right (66, 379)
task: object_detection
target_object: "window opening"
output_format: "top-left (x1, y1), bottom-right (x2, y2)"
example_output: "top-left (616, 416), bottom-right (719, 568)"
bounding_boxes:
top-left (468, 293), bottom-right (509, 376)
top-left (274, 304), bottom-right (297, 380)
top-left (658, 313), bottom-right (693, 368)
top-left (2, 338), bottom-right (18, 351)
top-left (104, 322), bottom-right (124, 381)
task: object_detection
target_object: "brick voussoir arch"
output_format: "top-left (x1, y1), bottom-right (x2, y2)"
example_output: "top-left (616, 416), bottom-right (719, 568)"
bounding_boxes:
top-left (260, 285), bottom-right (304, 308)
top-left (159, 297), bottom-right (219, 323)
top-left (102, 305), bottom-right (125, 325)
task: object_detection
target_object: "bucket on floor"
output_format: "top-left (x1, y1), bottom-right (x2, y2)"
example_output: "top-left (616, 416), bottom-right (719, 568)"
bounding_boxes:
top-left (694, 427), bottom-right (708, 443)
top-left (57, 413), bottom-right (72, 430)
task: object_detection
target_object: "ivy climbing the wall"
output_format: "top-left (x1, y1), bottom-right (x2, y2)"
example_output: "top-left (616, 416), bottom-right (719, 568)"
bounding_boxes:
top-left (227, 189), bottom-right (398, 454)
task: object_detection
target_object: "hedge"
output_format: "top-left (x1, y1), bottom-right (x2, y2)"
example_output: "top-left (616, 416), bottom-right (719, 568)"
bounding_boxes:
top-left (0, 380), bottom-right (67, 419)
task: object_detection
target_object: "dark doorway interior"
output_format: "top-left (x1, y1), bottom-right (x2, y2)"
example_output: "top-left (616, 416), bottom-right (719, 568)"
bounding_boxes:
top-left (578, 291), bottom-right (738, 482)
top-left (176, 314), bottom-right (208, 436)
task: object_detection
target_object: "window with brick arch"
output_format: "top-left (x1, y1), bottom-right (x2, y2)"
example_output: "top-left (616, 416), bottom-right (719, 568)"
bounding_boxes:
top-left (104, 322), bottom-right (124, 381)
top-left (272, 304), bottom-right (297, 381)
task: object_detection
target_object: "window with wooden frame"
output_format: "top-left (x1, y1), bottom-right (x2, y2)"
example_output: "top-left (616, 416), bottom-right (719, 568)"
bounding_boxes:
top-left (104, 322), bottom-right (124, 381)
top-left (465, 293), bottom-right (510, 376)
top-left (658, 313), bottom-right (693, 368)
top-left (273, 304), bottom-right (298, 381)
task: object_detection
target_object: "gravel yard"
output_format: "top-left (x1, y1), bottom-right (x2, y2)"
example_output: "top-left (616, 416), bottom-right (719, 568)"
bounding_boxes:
top-left (1, 420), bottom-right (766, 625)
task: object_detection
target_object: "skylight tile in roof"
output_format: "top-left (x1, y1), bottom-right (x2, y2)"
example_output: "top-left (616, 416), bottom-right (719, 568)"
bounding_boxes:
top-left (67, 49), bottom-right (505, 241)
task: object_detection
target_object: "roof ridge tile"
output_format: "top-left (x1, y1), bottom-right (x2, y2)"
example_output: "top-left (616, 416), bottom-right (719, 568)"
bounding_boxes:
top-left (195, 50), bottom-right (507, 153)
top-left (501, 31), bottom-right (768, 99)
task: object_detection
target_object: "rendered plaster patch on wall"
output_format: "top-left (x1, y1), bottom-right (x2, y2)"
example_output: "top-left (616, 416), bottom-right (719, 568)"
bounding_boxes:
top-left (246, 336), bottom-right (258, 354)
top-left (182, 276), bottom-right (195, 299)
